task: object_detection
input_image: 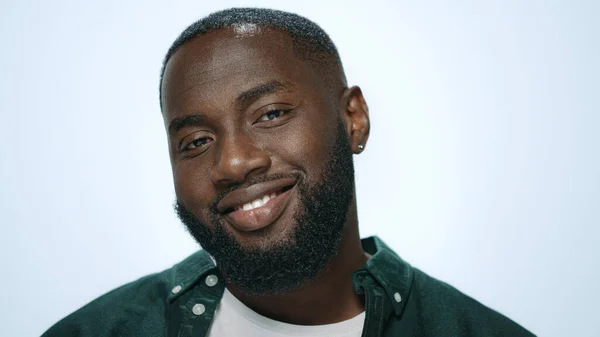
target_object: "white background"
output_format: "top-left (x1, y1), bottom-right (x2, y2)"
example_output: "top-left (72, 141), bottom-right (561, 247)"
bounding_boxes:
top-left (1, 1), bottom-right (598, 336)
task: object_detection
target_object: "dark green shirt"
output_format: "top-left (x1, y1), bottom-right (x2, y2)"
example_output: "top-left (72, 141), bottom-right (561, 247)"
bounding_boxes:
top-left (43, 236), bottom-right (535, 337)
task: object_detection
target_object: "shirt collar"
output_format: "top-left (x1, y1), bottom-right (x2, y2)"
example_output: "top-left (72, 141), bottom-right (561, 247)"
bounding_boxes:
top-left (360, 236), bottom-right (414, 316)
top-left (167, 249), bottom-right (216, 303)
top-left (167, 235), bottom-right (414, 316)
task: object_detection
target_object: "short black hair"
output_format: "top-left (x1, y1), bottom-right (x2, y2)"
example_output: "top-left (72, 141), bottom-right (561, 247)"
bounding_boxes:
top-left (159, 7), bottom-right (346, 110)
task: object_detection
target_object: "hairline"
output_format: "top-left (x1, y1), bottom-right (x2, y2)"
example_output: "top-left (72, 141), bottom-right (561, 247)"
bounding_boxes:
top-left (159, 17), bottom-right (346, 111)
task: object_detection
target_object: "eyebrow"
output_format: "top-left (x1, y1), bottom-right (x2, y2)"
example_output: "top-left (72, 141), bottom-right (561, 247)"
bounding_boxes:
top-left (234, 80), bottom-right (295, 109)
top-left (168, 114), bottom-right (204, 134)
top-left (167, 80), bottom-right (295, 135)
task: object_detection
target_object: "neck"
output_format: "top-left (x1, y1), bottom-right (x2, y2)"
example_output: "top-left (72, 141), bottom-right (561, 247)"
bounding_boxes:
top-left (226, 206), bottom-right (368, 325)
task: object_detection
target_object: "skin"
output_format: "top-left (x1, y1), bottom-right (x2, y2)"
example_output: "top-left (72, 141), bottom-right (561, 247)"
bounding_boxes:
top-left (161, 27), bottom-right (371, 325)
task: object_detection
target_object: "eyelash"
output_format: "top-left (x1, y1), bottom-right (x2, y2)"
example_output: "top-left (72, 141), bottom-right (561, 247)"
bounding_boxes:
top-left (182, 137), bottom-right (210, 152)
top-left (257, 108), bottom-right (292, 122)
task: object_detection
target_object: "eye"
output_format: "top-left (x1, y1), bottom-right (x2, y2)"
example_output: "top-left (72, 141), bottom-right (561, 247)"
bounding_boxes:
top-left (257, 109), bottom-right (291, 122)
top-left (182, 137), bottom-right (211, 152)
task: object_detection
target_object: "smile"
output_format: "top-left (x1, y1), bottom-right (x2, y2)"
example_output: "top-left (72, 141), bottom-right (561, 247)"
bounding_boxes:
top-left (234, 190), bottom-right (284, 212)
top-left (217, 177), bottom-right (297, 232)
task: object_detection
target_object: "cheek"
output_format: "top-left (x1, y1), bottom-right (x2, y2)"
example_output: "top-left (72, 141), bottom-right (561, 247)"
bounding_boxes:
top-left (272, 111), bottom-right (338, 175)
top-left (173, 162), bottom-right (214, 209)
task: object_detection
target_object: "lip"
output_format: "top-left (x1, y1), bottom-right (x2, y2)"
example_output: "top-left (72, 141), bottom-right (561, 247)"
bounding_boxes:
top-left (225, 185), bottom-right (296, 232)
top-left (216, 177), bottom-right (297, 214)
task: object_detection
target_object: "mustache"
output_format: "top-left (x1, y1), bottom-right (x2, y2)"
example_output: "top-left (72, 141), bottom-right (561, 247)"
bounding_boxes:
top-left (209, 171), bottom-right (303, 211)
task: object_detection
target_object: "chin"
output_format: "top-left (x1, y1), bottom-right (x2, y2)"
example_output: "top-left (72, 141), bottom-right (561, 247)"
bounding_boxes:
top-left (224, 209), bottom-right (299, 251)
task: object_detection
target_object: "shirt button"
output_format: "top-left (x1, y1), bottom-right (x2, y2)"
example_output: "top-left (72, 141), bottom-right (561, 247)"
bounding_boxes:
top-left (171, 285), bottom-right (182, 294)
top-left (192, 303), bottom-right (206, 316)
top-left (394, 292), bottom-right (402, 303)
top-left (205, 274), bottom-right (218, 287)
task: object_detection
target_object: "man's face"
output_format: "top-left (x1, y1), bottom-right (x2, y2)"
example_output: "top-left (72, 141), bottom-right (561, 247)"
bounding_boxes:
top-left (161, 27), bottom-right (355, 295)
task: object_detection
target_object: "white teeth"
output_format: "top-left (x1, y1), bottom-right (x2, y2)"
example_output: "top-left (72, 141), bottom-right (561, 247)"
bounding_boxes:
top-left (236, 191), bottom-right (279, 212)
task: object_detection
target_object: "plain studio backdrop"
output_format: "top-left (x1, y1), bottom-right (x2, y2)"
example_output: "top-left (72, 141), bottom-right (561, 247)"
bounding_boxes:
top-left (1, 1), bottom-right (598, 336)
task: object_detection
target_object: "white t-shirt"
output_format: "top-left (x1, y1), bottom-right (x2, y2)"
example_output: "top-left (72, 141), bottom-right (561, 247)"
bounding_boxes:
top-left (207, 288), bottom-right (365, 337)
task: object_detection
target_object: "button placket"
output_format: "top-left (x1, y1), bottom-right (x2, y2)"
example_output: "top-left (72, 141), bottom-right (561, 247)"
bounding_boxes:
top-left (171, 270), bottom-right (225, 337)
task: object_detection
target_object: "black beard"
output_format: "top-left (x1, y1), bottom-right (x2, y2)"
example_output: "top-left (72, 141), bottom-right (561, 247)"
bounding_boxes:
top-left (175, 120), bottom-right (355, 295)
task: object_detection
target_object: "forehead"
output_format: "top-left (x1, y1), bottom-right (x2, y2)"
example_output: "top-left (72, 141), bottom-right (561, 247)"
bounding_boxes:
top-left (161, 27), bottom-right (320, 115)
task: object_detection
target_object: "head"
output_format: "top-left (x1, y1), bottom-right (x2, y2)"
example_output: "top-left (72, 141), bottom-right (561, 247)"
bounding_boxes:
top-left (160, 8), bottom-right (370, 295)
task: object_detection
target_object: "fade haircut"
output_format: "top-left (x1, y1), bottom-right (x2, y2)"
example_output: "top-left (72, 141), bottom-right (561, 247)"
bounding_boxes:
top-left (159, 7), bottom-right (346, 110)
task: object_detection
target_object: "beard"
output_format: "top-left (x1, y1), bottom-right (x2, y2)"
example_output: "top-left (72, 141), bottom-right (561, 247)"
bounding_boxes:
top-left (175, 119), bottom-right (355, 295)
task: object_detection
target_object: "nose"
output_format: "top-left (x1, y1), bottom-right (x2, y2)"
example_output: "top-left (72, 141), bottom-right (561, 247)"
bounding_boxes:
top-left (211, 131), bottom-right (271, 185)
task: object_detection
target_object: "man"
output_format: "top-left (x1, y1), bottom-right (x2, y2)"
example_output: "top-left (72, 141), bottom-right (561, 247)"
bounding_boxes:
top-left (43, 7), bottom-right (535, 337)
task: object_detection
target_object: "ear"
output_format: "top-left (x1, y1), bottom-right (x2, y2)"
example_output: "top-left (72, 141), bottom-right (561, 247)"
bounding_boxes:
top-left (340, 86), bottom-right (370, 154)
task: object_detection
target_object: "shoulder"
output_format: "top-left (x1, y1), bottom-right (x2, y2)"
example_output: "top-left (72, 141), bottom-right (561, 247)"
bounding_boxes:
top-left (362, 236), bottom-right (536, 336)
top-left (42, 271), bottom-right (169, 337)
top-left (42, 250), bottom-right (212, 337)
top-left (408, 267), bottom-right (535, 337)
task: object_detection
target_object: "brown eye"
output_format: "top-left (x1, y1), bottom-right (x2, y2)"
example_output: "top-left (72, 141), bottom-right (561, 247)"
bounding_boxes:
top-left (183, 137), bottom-right (211, 151)
top-left (258, 109), bottom-right (290, 122)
